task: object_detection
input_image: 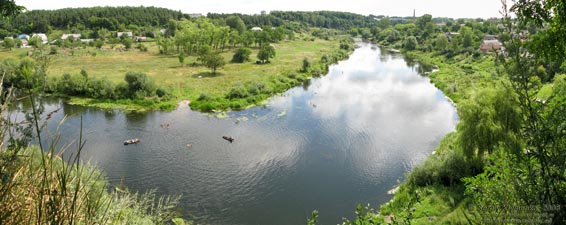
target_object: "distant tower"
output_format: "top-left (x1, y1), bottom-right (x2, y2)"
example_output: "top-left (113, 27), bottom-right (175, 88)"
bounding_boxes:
top-left (412, 9), bottom-right (417, 23)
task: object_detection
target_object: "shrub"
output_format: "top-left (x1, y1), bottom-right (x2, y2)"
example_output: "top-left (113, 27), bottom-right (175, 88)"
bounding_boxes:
top-left (197, 93), bottom-right (213, 101)
top-left (49, 46), bottom-right (58, 55)
top-left (155, 87), bottom-right (168, 98)
top-left (124, 72), bottom-right (156, 98)
top-left (231, 47), bottom-right (252, 63)
top-left (301, 58), bottom-right (310, 72)
top-left (227, 85), bottom-right (249, 99)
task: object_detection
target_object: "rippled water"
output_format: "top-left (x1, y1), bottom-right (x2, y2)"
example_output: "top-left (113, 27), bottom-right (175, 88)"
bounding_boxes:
top-left (24, 42), bottom-right (457, 224)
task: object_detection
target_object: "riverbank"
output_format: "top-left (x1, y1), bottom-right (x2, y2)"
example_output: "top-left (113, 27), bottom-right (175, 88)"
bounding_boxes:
top-left (0, 37), bottom-right (351, 112)
top-left (0, 146), bottom-right (185, 224)
top-left (403, 51), bottom-right (501, 103)
top-left (374, 50), bottom-right (503, 224)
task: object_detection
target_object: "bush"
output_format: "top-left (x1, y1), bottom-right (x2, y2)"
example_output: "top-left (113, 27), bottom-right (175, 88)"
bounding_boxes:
top-left (49, 46), bottom-right (58, 55)
top-left (403, 36), bottom-right (418, 51)
top-left (226, 85), bottom-right (249, 99)
top-left (231, 47), bottom-right (252, 63)
top-left (137, 43), bottom-right (148, 52)
top-left (197, 93), bottom-right (213, 101)
top-left (155, 87), bottom-right (168, 98)
top-left (301, 57), bottom-right (310, 72)
top-left (124, 72), bottom-right (156, 99)
top-left (407, 134), bottom-right (483, 187)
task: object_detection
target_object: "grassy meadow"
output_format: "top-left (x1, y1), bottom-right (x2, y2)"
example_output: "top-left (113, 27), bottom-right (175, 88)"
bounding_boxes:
top-left (1, 37), bottom-right (341, 111)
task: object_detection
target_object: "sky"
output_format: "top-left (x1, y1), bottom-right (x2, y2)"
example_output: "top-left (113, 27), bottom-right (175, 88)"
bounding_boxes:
top-left (17, 0), bottom-right (503, 19)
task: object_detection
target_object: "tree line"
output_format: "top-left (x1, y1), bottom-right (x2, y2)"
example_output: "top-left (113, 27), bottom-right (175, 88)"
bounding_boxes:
top-left (0, 6), bottom-right (186, 36)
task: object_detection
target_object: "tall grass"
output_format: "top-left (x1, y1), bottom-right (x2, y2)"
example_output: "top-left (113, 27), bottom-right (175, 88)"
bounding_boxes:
top-left (0, 73), bottom-right (185, 224)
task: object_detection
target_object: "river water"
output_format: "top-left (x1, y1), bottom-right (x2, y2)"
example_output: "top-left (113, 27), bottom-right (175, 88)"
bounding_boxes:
top-left (23, 42), bottom-right (457, 224)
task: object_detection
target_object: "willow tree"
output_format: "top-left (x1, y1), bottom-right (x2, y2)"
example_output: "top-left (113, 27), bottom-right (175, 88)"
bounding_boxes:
top-left (456, 86), bottom-right (522, 159)
top-left (464, 1), bottom-right (566, 223)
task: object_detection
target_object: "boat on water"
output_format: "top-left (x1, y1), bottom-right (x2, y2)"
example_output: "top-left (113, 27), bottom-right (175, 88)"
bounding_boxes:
top-left (222, 136), bottom-right (234, 143)
top-left (124, 138), bottom-right (140, 145)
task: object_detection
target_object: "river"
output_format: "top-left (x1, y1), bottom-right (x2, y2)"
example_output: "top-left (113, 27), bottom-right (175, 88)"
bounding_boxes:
top-left (21, 42), bottom-right (457, 224)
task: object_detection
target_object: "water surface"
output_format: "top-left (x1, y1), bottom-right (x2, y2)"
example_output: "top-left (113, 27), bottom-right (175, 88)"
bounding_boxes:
top-left (29, 42), bottom-right (457, 224)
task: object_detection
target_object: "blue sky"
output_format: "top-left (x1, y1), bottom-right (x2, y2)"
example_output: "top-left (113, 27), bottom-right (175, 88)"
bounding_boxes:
top-left (17, 0), bottom-right (504, 19)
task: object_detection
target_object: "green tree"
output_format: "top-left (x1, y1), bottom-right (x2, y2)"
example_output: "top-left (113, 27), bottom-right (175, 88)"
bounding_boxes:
top-left (225, 15), bottom-right (246, 34)
top-left (403, 36), bottom-right (418, 51)
top-left (97, 28), bottom-right (110, 40)
top-left (434, 34), bottom-right (449, 53)
top-left (157, 37), bottom-right (174, 55)
top-left (28, 36), bottom-right (43, 49)
top-left (416, 14), bottom-right (434, 39)
top-left (512, 0), bottom-right (566, 65)
top-left (2, 37), bottom-right (15, 50)
top-left (122, 38), bottom-right (132, 49)
top-left (178, 52), bottom-right (186, 66)
top-left (124, 72), bottom-right (155, 98)
top-left (377, 17), bottom-right (391, 30)
top-left (231, 47), bottom-right (252, 63)
top-left (463, 2), bottom-right (566, 223)
top-left (94, 40), bottom-right (104, 49)
top-left (459, 26), bottom-right (473, 48)
top-left (0, 0), bottom-right (25, 19)
top-left (257, 44), bottom-right (276, 63)
top-left (301, 57), bottom-right (310, 72)
top-left (196, 45), bottom-right (212, 64)
top-left (203, 52), bottom-right (226, 74)
top-left (456, 86), bottom-right (521, 159)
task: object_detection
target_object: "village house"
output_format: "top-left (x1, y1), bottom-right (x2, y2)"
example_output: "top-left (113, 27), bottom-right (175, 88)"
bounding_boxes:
top-left (16, 34), bottom-right (30, 48)
top-left (61, 34), bottom-right (82, 40)
top-left (117, 32), bottom-right (133, 38)
top-left (445, 32), bottom-right (459, 42)
top-left (17, 34), bottom-right (30, 40)
top-left (480, 35), bottom-right (503, 52)
top-left (251, 27), bottom-right (263, 32)
top-left (188, 13), bottom-right (204, 18)
top-left (135, 36), bottom-right (148, 42)
top-left (32, 33), bottom-right (48, 44)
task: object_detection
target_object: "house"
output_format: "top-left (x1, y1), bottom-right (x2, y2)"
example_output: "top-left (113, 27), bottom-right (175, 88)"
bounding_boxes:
top-left (61, 34), bottom-right (82, 40)
top-left (80, 39), bottom-right (94, 43)
top-left (135, 36), bottom-right (148, 42)
top-left (188, 13), bottom-right (203, 18)
top-left (17, 34), bottom-right (30, 40)
top-left (20, 39), bottom-right (30, 48)
top-left (483, 34), bottom-right (498, 41)
top-left (480, 39), bottom-right (503, 52)
top-left (117, 32), bottom-right (133, 38)
top-left (488, 17), bottom-right (501, 23)
top-left (445, 32), bottom-right (459, 42)
top-left (251, 27), bottom-right (263, 32)
top-left (32, 33), bottom-right (48, 44)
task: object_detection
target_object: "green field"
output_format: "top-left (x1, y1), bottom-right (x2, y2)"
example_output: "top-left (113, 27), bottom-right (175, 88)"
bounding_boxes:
top-left (0, 38), bottom-right (341, 111)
